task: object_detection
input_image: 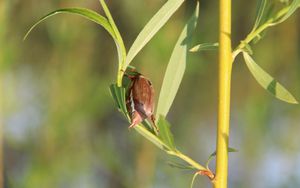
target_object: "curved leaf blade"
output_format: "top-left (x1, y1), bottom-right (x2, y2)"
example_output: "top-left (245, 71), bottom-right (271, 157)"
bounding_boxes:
top-left (156, 2), bottom-right (199, 117)
top-left (252, 0), bottom-right (267, 31)
top-left (189, 42), bottom-right (219, 52)
top-left (109, 84), bottom-right (128, 117)
top-left (273, 0), bottom-right (300, 24)
top-left (124, 0), bottom-right (185, 70)
top-left (24, 7), bottom-right (116, 40)
top-left (190, 173), bottom-right (199, 188)
top-left (243, 52), bottom-right (298, 104)
top-left (206, 147), bottom-right (238, 169)
top-left (99, 0), bottom-right (127, 70)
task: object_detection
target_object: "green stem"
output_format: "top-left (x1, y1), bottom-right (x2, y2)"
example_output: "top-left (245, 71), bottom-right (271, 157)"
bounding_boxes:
top-left (232, 6), bottom-right (291, 60)
top-left (134, 125), bottom-right (207, 171)
top-left (168, 151), bottom-right (206, 171)
top-left (214, 0), bottom-right (232, 187)
top-left (117, 65), bottom-right (124, 87)
top-left (99, 0), bottom-right (126, 87)
top-left (0, 3), bottom-right (5, 186)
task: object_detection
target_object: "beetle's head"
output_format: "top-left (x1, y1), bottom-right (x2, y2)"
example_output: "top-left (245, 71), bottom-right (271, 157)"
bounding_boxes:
top-left (123, 65), bottom-right (141, 77)
top-left (122, 65), bottom-right (142, 89)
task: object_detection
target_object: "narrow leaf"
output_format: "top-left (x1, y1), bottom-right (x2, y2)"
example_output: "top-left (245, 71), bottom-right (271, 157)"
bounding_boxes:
top-left (243, 52), bottom-right (298, 104)
top-left (206, 147), bottom-right (238, 169)
top-left (110, 85), bottom-right (121, 109)
top-left (156, 2), bottom-right (199, 117)
top-left (109, 84), bottom-right (128, 116)
top-left (190, 173), bottom-right (199, 188)
top-left (252, 0), bottom-right (267, 31)
top-left (99, 0), bottom-right (122, 40)
top-left (124, 0), bottom-right (185, 70)
top-left (99, 0), bottom-right (127, 69)
top-left (157, 116), bottom-right (176, 151)
top-left (24, 8), bottom-right (116, 40)
top-left (273, 0), bottom-right (300, 25)
top-left (189, 42), bottom-right (219, 52)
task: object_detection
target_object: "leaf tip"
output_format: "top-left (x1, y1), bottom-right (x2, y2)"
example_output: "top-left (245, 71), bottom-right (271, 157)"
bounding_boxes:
top-left (23, 32), bottom-right (30, 41)
top-left (189, 46), bottom-right (198, 52)
top-left (23, 27), bottom-right (34, 41)
top-left (289, 98), bottom-right (299, 104)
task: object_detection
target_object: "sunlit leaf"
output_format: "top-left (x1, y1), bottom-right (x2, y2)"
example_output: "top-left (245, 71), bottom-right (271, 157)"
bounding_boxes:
top-left (206, 147), bottom-right (238, 169)
top-left (24, 8), bottom-right (115, 41)
top-left (157, 116), bottom-right (176, 151)
top-left (124, 0), bottom-right (185, 70)
top-left (243, 52), bottom-right (298, 104)
top-left (189, 42), bottom-right (219, 52)
top-left (156, 2), bottom-right (199, 117)
top-left (279, 0), bottom-right (290, 4)
top-left (99, 0), bottom-right (127, 69)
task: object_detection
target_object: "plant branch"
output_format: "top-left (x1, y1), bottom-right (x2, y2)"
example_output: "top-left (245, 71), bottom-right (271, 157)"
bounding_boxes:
top-left (134, 125), bottom-right (207, 171)
top-left (232, 5), bottom-right (291, 60)
top-left (214, 0), bottom-right (232, 187)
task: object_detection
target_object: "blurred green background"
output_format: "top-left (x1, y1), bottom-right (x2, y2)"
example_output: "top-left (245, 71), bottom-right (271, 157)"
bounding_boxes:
top-left (1, 0), bottom-right (300, 187)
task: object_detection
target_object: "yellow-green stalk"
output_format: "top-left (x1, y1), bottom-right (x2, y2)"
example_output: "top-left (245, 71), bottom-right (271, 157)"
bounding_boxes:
top-left (213, 0), bottom-right (232, 187)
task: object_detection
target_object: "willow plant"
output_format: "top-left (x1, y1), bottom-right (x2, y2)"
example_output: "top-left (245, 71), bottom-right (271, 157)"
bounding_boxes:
top-left (25, 0), bottom-right (300, 187)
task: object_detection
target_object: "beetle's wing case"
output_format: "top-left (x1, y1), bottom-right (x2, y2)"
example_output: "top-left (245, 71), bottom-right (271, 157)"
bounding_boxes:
top-left (131, 75), bottom-right (155, 118)
top-left (124, 72), bottom-right (156, 130)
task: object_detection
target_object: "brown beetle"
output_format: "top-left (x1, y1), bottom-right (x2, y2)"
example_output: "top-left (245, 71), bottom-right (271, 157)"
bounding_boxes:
top-left (125, 70), bottom-right (158, 132)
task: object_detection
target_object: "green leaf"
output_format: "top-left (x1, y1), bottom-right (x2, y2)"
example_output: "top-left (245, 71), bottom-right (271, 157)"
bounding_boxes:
top-left (243, 52), bottom-right (298, 104)
top-left (189, 42), bottom-right (219, 52)
top-left (99, 0), bottom-right (127, 69)
top-left (206, 147), bottom-right (238, 169)
top-left (156, 2), bottom-right (199, 117)
top-left (109, 84), bottom-right (128, 116)
top-left (124, 0), bottom-right (185, 70)
top-left (273, 0), bottom-right (300, 25)
top-left (190, 172), bottom-right (199, 188)
top-left (157, 116), bottom-right (176, 151)
top-left (24, 7), bottom-right (116, 41)
top-left (252, 0), bottom-right (267, 31)
top-left (23, 7), bottom-right (126, 81)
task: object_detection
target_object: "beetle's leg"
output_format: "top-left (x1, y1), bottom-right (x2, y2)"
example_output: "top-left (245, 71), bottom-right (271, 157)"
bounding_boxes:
top-left (128, 111), bottom-right (143, 129)
top-left (150, 115), bottom-right (159, 132)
